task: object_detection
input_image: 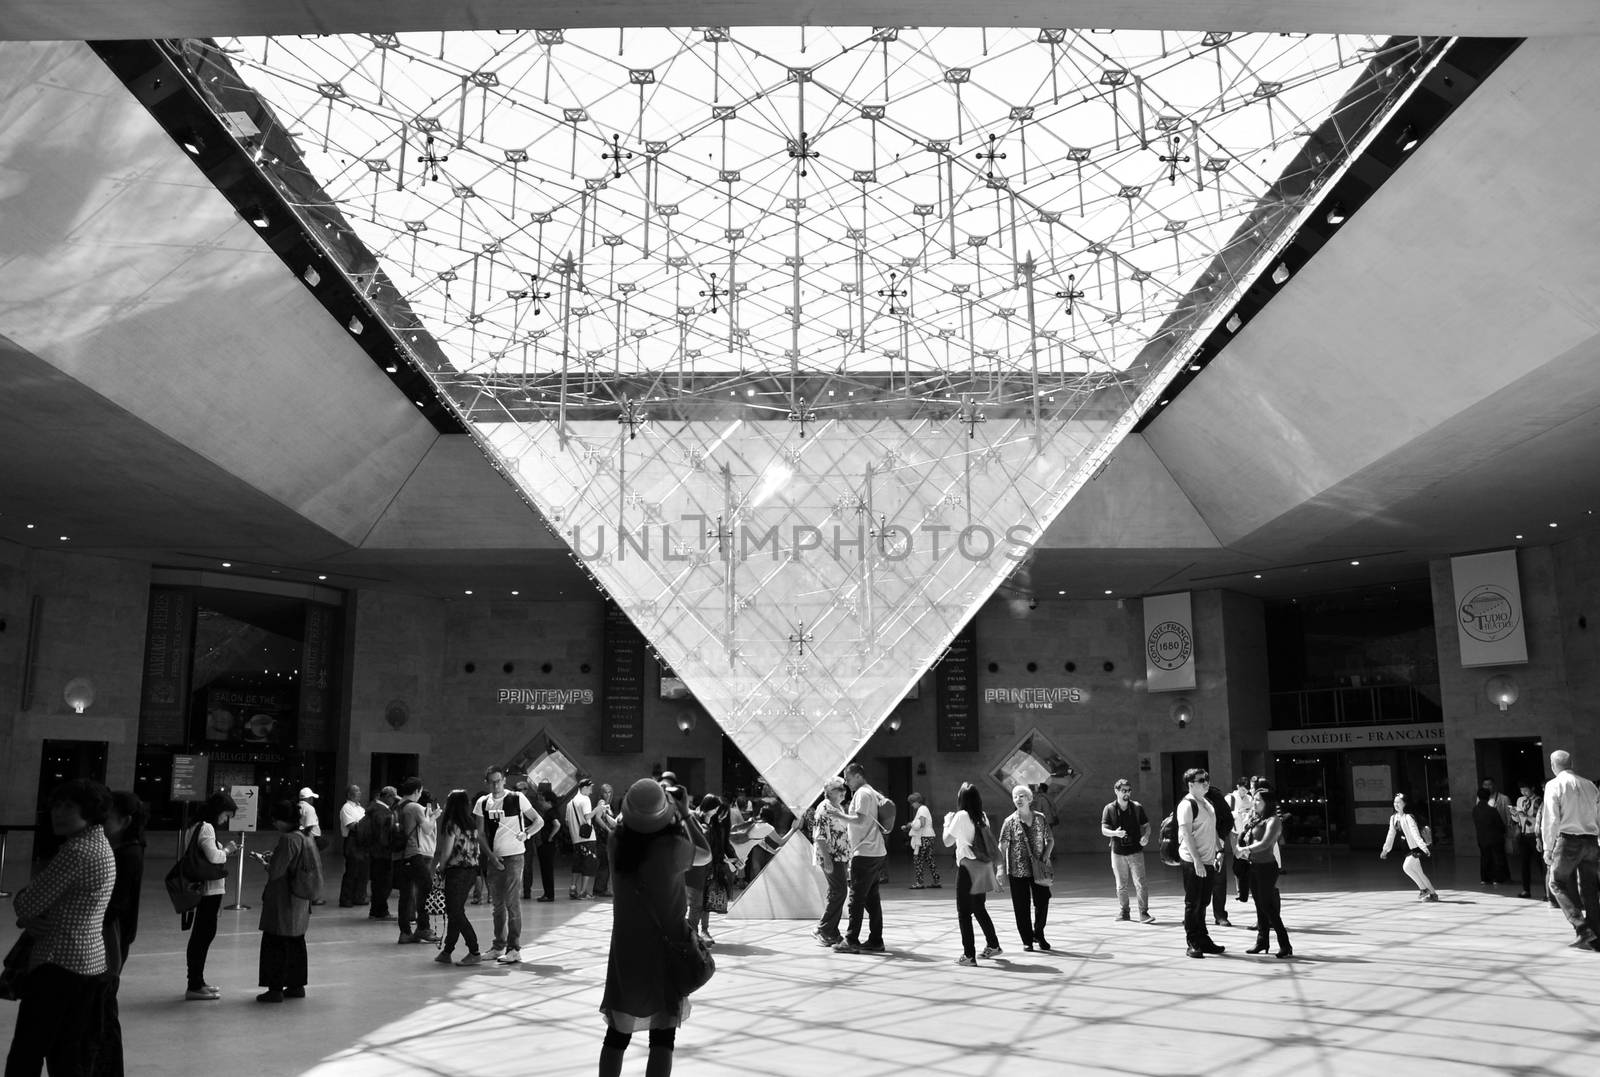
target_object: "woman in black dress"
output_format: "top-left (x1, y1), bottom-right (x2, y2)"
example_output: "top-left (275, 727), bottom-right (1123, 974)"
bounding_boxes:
top-left (1236, 788), bottom-right (1292, 958)
top-left (598, 778), bottom-right (711, 1077)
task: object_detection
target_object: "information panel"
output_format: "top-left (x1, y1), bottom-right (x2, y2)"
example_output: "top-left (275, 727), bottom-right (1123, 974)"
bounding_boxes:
top-left (170, 754), bottom-right (209, 803)
top-left (600, 601), bottom-right (646, 753)
top-left (227, 785), bottom-right (260, 831)
top-left (936, 623), bottom-right (979, 752)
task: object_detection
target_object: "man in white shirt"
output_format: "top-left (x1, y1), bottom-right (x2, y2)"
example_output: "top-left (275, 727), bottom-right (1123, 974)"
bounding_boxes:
top-left (827, 762), bottom-right (889, 954)
top-left (475, 767), bottom-right (540, 964)
top-left (297, 787), bottom-right (326, 905)
top-left (566, 777), bottom-right (598, 900)
top-left (337, 784), bottom-right (367, 907)
top-left (1540, 750), bottom-right (1600, 950)
top-left (1177, 768), bottom-right (1225, 959)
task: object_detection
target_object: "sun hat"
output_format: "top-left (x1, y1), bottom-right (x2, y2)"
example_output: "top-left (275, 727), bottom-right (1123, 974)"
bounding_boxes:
top-left (622, 778), bottom-right (674, 834)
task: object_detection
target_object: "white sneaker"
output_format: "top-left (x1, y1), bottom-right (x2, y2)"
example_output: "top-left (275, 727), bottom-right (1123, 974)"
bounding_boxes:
top-left (485, 946), bottom-right (504, 960)
top-left (496, 948), bottom-right (522, 964)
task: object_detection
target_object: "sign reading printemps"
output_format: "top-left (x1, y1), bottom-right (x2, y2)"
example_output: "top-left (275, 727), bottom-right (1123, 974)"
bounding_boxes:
top-left (1267, 724), bottom-right (1445, 750)
top-left (984, 687), bottom-right (1085, 710)
top-left (497, 688), bottom-right (595, 712)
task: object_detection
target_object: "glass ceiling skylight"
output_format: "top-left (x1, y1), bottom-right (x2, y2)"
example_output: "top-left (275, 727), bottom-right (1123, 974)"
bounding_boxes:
top-left (171, 28), bottom-right (1441, 807)
top-left (196, 29), bottom-right (1422, 412)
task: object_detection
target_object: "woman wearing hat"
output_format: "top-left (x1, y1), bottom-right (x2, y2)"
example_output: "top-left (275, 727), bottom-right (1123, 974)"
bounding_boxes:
top-left (598, 778), bottom-right (712, 1077)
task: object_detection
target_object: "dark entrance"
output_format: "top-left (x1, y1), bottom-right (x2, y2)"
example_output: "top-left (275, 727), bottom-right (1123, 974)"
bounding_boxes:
top-left (370, 753), bottom-right (419, 799)
top-left (1162, 750), bottom-right (1209, 819)
top-left (1474, 736), bottom-right (1545, 799)
top-left (35, 739), bottom-right (108, 862)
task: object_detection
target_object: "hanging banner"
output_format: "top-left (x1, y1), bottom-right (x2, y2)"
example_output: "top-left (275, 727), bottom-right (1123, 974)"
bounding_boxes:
top-left (1143, 592), bottom-right (1196, 692)
top-left (296, 602), bottom-right (337, 751)
top-left (138, 587), bottom-right (193, 744)
top-left (1451, 550), bottom-right (1528, 667)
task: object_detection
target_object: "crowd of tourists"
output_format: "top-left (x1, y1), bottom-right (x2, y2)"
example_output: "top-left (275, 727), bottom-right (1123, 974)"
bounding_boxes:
top-left (8, 746), bottom-right (1600, 1075)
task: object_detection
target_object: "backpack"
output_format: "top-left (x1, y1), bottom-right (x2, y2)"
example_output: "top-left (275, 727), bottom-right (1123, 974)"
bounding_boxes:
top-left (1159, 795), bottom-right (1202, 868)
top-left (354, 805), bottom-right (383, 853)
top-left (875, 796), bottom-right (897, 835)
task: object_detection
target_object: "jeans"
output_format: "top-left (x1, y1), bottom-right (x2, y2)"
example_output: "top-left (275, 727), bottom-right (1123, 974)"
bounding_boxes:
top-left (6, 962), bottom-right (110, 1077)
top-left (368, 856), bottom-right (394, 917)
top-left (1111, 851), bottom-right (1148, 915)
top-left (955, 864), bottom-right (999, 958)
top-left (441, 865), bottom-right (480, 955)
top-left (1479, 841), bottom-right (1510, 883)
top-left (1211, 847), bottom-right (1231, 919)
top-left (1517, 833), bottom-right (1540, 894)
top-left (488, 854), bottom-right (524, 950)
top-left (1007, 876), bottom-right (1050, 945)
top-left (846, 854), bottom-right (886, 946)
top-left (1249, 862), bottom-right (1290, 952)
top-left (912, 839), bottom-right (941, 887)
top-left (185, 894), bottom-right (222, 990)
top-left (536, 841), bottom-right (557, 900)
top-left (398, 854), bottom-right (432, 937)
top-left (817, 859), bottom-right (847, 940)
top-left (1234, 856), bottom-right (1252, 902)
top-left (1180, 861), bottom-right (1217, 949)
top-left (1549, 833), bottom-right (1600, 938)
top-left (339, 839), bottom-right (369, 906)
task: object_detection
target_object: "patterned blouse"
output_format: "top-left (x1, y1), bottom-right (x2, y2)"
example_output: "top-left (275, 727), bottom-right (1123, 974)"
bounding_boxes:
top-left (15, 824), bottom-right (115, 975)
top-left (811, 805), bottom-right (851, 867)
top-left (1000, 811), bottom-right (1051, 881)
top-left (443, 823), bottom-right (480, 869)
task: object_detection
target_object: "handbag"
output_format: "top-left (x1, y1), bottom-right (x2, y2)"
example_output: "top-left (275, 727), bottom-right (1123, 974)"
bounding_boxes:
top-left (165, 827), bottom-right (221, 915)
top-left (0, 935), bottom-right (33, 1002)
top-left (1022, 823), bottom-right (1054, 889)
top-left (962, 857), bottom-right (998, 893)
top-left (425, 874), bottom-right (447, 917)
top-left (704, 876), bottom-right (729, 915)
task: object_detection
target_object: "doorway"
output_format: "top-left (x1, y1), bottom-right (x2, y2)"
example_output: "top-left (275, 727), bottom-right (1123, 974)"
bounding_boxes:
top-left (666, 757), bottom-right (707, 803)
top-left (875, 756), bottom-right (912, 854)
top-left (1161, 751), bottom-right (1209, 819)
top-left (370, 753), bottom-right (419, 799)
top-left (1474, 736), bottom-right (1544, 799)
top-left (35, 739), bottom-right (108, 862)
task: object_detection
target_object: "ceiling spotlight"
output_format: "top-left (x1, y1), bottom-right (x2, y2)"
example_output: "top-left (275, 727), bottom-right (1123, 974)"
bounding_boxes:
top-left (1104, 589), bottom-right (1114, 595)
top-left (59, 535), bottom-right (69, 541)
top-left (221, 561), bottom-right (232, 568)
top-left (1550, 522), bottom-right (1559, 528)
top-left (317, 575), bottom-right (327, 580)
top-left (1253, 574), bottom-right (1262, 579)
top-left (1057, 590), bottom-right (1066, 596)
top-left (1515, 534), bottom-right (1523, 540)
top-left (1350, 560), bottom-right (1361, 566)
top-left (1326, 204), bottom-right (1347, 225)
top-left (1188, 363), bottom-right (1202, 371)
top-left (511, 590), bottom-right (520, 596)
top-left (25, 523), bottom-right (34, 529)
top-left (1225, 313), bottom-right (1242, 333)
top-left (464, 589), bottom-right (474, 595)
top-left (1271, 263), bottom-right (1291, 286)
top-left (385, 364), bottom-right (398, 373)
top-left (1397, 125), bottom-right (1419, 152)
top-left (178, 129), bottom-right (205, 155)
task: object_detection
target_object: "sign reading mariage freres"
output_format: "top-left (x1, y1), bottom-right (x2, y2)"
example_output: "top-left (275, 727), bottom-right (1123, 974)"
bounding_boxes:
top-left (1143, 592), bottom-right (1196, 692)
top-left (496, 688), bottom-right (595, 712)
top-left (1450, 549), bottom-right (1529, 668)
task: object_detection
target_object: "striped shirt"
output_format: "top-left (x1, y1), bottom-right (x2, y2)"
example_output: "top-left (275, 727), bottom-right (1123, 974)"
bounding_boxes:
top-left (15, 824), bottom-right (115, 975)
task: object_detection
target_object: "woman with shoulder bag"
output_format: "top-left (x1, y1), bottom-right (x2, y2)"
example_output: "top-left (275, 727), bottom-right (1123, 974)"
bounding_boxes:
top-left (256, 799), bottom-right (323, 1003)
top-left (183, 791), bottom-right (239, 1001)
top-left (1380, 792), bottom-right (1439, 901)
top-left (942, 782), bottom-right (1003, 966)
top-left (1236, 788), bottom-right (1292, 958)
top-left (598, 779), bottom-right (712, 1077)
top-left (431, 790), bottom-right (484, 966)
top-left (569, 777), bottom-right (600, 900)
top-left (998, 784), bottom-right (1055, 953)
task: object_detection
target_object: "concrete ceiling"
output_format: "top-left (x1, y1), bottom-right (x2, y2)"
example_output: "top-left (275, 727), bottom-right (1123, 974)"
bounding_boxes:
top-left (0, 1), bottom-right (1595, 40)
top-left (4, 35), bottom-right (1600, 604)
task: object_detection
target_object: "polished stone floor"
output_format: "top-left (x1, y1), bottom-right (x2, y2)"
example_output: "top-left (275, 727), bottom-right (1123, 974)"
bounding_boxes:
top-left (2, 848), bottom-right (1596, 1076)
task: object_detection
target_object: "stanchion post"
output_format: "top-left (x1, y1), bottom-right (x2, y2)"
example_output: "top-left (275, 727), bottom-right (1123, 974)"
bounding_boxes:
top-left (225, 832), bottom-right (251, 910)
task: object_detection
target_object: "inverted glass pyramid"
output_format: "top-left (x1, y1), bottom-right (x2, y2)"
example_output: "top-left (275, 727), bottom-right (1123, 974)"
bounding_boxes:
top-left (172, 27), bottom-right (1441, 807)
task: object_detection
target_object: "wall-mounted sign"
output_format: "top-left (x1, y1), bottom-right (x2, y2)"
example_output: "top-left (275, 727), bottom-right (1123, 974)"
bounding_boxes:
top-left (983, 687), bottom-right (1085, 710)
top-left (1268, 724), bottom-right (1445, 750)
top-left (138, 587), bottom-right (194, 744)
top-left (497, 688), bottom-right (596, 712)
top-left (602, 601), bottom-right (647, 751)
top-left (936, 623), bottom-right (979, 752)
top-left (170, 753), bottom-right (208, 803)
top-left (1143, 592), bottom-right (1196, 692)
top-left (1451, 549), bottom-right (1528, 668)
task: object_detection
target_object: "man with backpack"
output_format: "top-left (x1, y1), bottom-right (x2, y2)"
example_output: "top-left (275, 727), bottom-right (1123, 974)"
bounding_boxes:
top-left (475, 767), bottom-right (540, 964)
top-left (828, 762), bottom-right (892, 954)
top-left (361, 786), bottom-right (399, 920)
top-left (1176, 768), bottom-right (1226, 958)
top-left (1100, 778), bottom-right (1153, 923)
